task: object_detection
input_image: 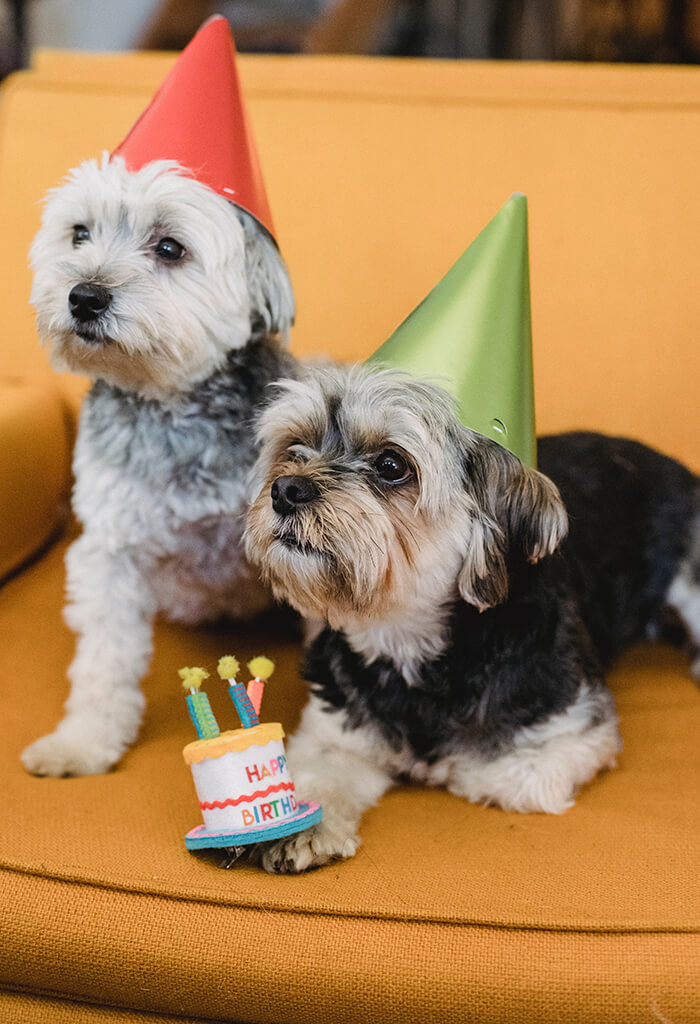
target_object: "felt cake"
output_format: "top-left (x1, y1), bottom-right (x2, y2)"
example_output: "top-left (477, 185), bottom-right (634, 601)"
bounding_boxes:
top-left (180, 658), bottom-right (322, 850)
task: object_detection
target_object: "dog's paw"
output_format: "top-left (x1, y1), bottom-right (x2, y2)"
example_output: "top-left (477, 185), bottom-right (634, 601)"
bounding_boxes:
top-left (258, 821), bottom-right (361, 874)
top-left (21, 725), bottom-right (121, 777)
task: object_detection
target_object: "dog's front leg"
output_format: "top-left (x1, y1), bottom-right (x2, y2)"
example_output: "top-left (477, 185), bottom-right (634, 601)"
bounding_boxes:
top-left (258, 696), bottom-right (394, 873)
top-left (21, 533), bottom-right (158, 776)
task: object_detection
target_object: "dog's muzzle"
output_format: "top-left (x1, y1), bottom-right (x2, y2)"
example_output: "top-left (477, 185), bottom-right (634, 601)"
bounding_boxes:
top-left (69, 282), bottom-right (112, 324)
top-left (271, 475), bottom-right (319, 517)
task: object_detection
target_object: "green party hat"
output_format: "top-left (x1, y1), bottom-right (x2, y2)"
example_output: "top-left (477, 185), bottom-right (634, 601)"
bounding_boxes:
top-left (367, 194), bottom-right (536, 466)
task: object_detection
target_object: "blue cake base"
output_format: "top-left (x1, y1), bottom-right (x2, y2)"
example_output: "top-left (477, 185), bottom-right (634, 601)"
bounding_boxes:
top-left (185, 801), bottom-right (323, 849)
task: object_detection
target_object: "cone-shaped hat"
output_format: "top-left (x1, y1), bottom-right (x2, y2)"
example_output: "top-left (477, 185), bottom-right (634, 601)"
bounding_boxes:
top-left (368, 194), bottom-right (536, 466)
top-left (112, 16), bottom-right (275, 241)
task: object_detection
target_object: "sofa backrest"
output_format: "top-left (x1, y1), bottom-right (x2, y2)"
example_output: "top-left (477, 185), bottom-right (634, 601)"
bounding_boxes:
top-left (1, 50), bottom-right (698, 468)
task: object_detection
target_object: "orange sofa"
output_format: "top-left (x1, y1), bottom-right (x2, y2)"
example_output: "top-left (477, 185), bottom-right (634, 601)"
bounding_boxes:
top-left (1, 50), bottom-right (699, 1023)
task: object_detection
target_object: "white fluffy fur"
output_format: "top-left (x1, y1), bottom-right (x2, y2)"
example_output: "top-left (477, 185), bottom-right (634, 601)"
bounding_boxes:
top-left (21, 156), bottom-right (295, 777)
top-left (30, 155), bottom-right (294, 399)
top-left (261, 696), bottom-right (390, 872)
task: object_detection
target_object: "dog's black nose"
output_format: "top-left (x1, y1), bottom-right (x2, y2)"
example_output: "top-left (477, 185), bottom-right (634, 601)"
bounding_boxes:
top-left (271, 475), bottom-right (319, 516)
top-left (68, 283), bottom-right (112, 323)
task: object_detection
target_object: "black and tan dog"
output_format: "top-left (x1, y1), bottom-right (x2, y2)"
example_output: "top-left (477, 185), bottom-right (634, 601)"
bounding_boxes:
top-left (246, 363), bottom-right (700, 873)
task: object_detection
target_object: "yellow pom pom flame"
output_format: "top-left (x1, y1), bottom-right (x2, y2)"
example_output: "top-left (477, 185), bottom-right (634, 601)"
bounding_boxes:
top-left (217, 655), bottom-right (240, 680)
top-left (247, 656), bottom-right (275, 680)
top-left (178, 666), bottom-right (210, 692)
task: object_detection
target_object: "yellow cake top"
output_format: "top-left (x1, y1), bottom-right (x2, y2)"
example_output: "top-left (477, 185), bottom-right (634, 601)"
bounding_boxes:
top-left (183, 722), bottom-right (285, 764)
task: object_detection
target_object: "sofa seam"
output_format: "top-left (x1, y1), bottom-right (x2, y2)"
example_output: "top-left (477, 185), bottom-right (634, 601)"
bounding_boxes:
top-left (0, 983), bottom-right (234, 1024)
top-left (1, 863), bottom-right (698, 937)
top-left (20, 75), bottom-right (700, 114)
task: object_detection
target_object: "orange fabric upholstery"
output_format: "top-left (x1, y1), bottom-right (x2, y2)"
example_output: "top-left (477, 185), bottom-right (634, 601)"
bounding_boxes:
top-left (0, 380), bottom-right (71, 582)
top-left (0, 49), bottom-right (698, 1022)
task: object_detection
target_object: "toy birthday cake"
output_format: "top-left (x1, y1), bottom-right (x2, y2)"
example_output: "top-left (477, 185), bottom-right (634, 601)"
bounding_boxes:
top-left (180, 657), bottom-right (322, 850)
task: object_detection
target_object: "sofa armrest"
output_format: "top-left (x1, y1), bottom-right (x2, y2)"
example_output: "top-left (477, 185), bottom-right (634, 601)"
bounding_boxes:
top-left (0, 379), bottom-right (71, 581)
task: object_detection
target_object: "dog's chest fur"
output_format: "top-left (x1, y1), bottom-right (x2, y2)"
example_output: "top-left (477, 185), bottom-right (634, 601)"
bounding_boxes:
top-left (71, 337), bottom-right (296, 608)
top-left (304, 575), bottom-right (594, 763)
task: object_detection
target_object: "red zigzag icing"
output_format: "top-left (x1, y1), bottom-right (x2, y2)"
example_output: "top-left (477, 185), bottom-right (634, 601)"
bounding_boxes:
top-left (200, 781), bottom-right (295, 810)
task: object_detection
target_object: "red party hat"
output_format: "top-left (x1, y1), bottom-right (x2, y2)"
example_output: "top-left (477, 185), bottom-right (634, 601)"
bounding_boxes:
top-left (112, 16), bottom-right (275, 241)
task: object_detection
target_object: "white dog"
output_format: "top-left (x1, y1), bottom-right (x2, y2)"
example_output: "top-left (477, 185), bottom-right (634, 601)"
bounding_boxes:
top-left (22, 155), bottom-right (296, 777)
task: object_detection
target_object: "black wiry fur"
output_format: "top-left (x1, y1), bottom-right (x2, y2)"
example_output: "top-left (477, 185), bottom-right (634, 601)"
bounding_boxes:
top-left (303, 432), bottom-right (698, 763)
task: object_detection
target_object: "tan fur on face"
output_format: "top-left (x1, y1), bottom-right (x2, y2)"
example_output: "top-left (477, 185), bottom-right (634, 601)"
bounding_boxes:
top-left (246, 364), bottom-right (568, 634)
top-left (247, 449), bottom-right (430, 626)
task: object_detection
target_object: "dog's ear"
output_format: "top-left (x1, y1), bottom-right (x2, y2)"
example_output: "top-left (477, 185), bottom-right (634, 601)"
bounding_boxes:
top-left (458, 437), bottom-right (568, 611)
top-left (238, 209), bottom-right (295, 343)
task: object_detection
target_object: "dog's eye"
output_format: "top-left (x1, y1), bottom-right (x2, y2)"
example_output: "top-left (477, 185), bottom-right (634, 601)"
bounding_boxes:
top-left (154, 237), bottom-right (186, 263)
top-left (72, 225), bottom-right (90, 247)
top-left (374, 449), bottom-right (411, 483)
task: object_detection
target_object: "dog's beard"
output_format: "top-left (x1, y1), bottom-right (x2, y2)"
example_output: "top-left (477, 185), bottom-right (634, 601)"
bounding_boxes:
top-left (36, 295), bottom-right (227, 397)
top-left (246, 475), bottom-right (425, 626)
top-left (45, 324), bottom-right (184, 396)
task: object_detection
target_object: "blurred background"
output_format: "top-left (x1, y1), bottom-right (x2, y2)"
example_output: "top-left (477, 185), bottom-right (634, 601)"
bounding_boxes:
top-left (1, 0), bottom-right (699, 78)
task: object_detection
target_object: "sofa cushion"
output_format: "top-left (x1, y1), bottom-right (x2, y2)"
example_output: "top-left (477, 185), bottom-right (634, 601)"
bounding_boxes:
top-left (0, 380), bottom-right (71, 582)
top-left (1, 532), bottom-right (699, 1020)
top-left (1, 869), bottom-right (697, 1023)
